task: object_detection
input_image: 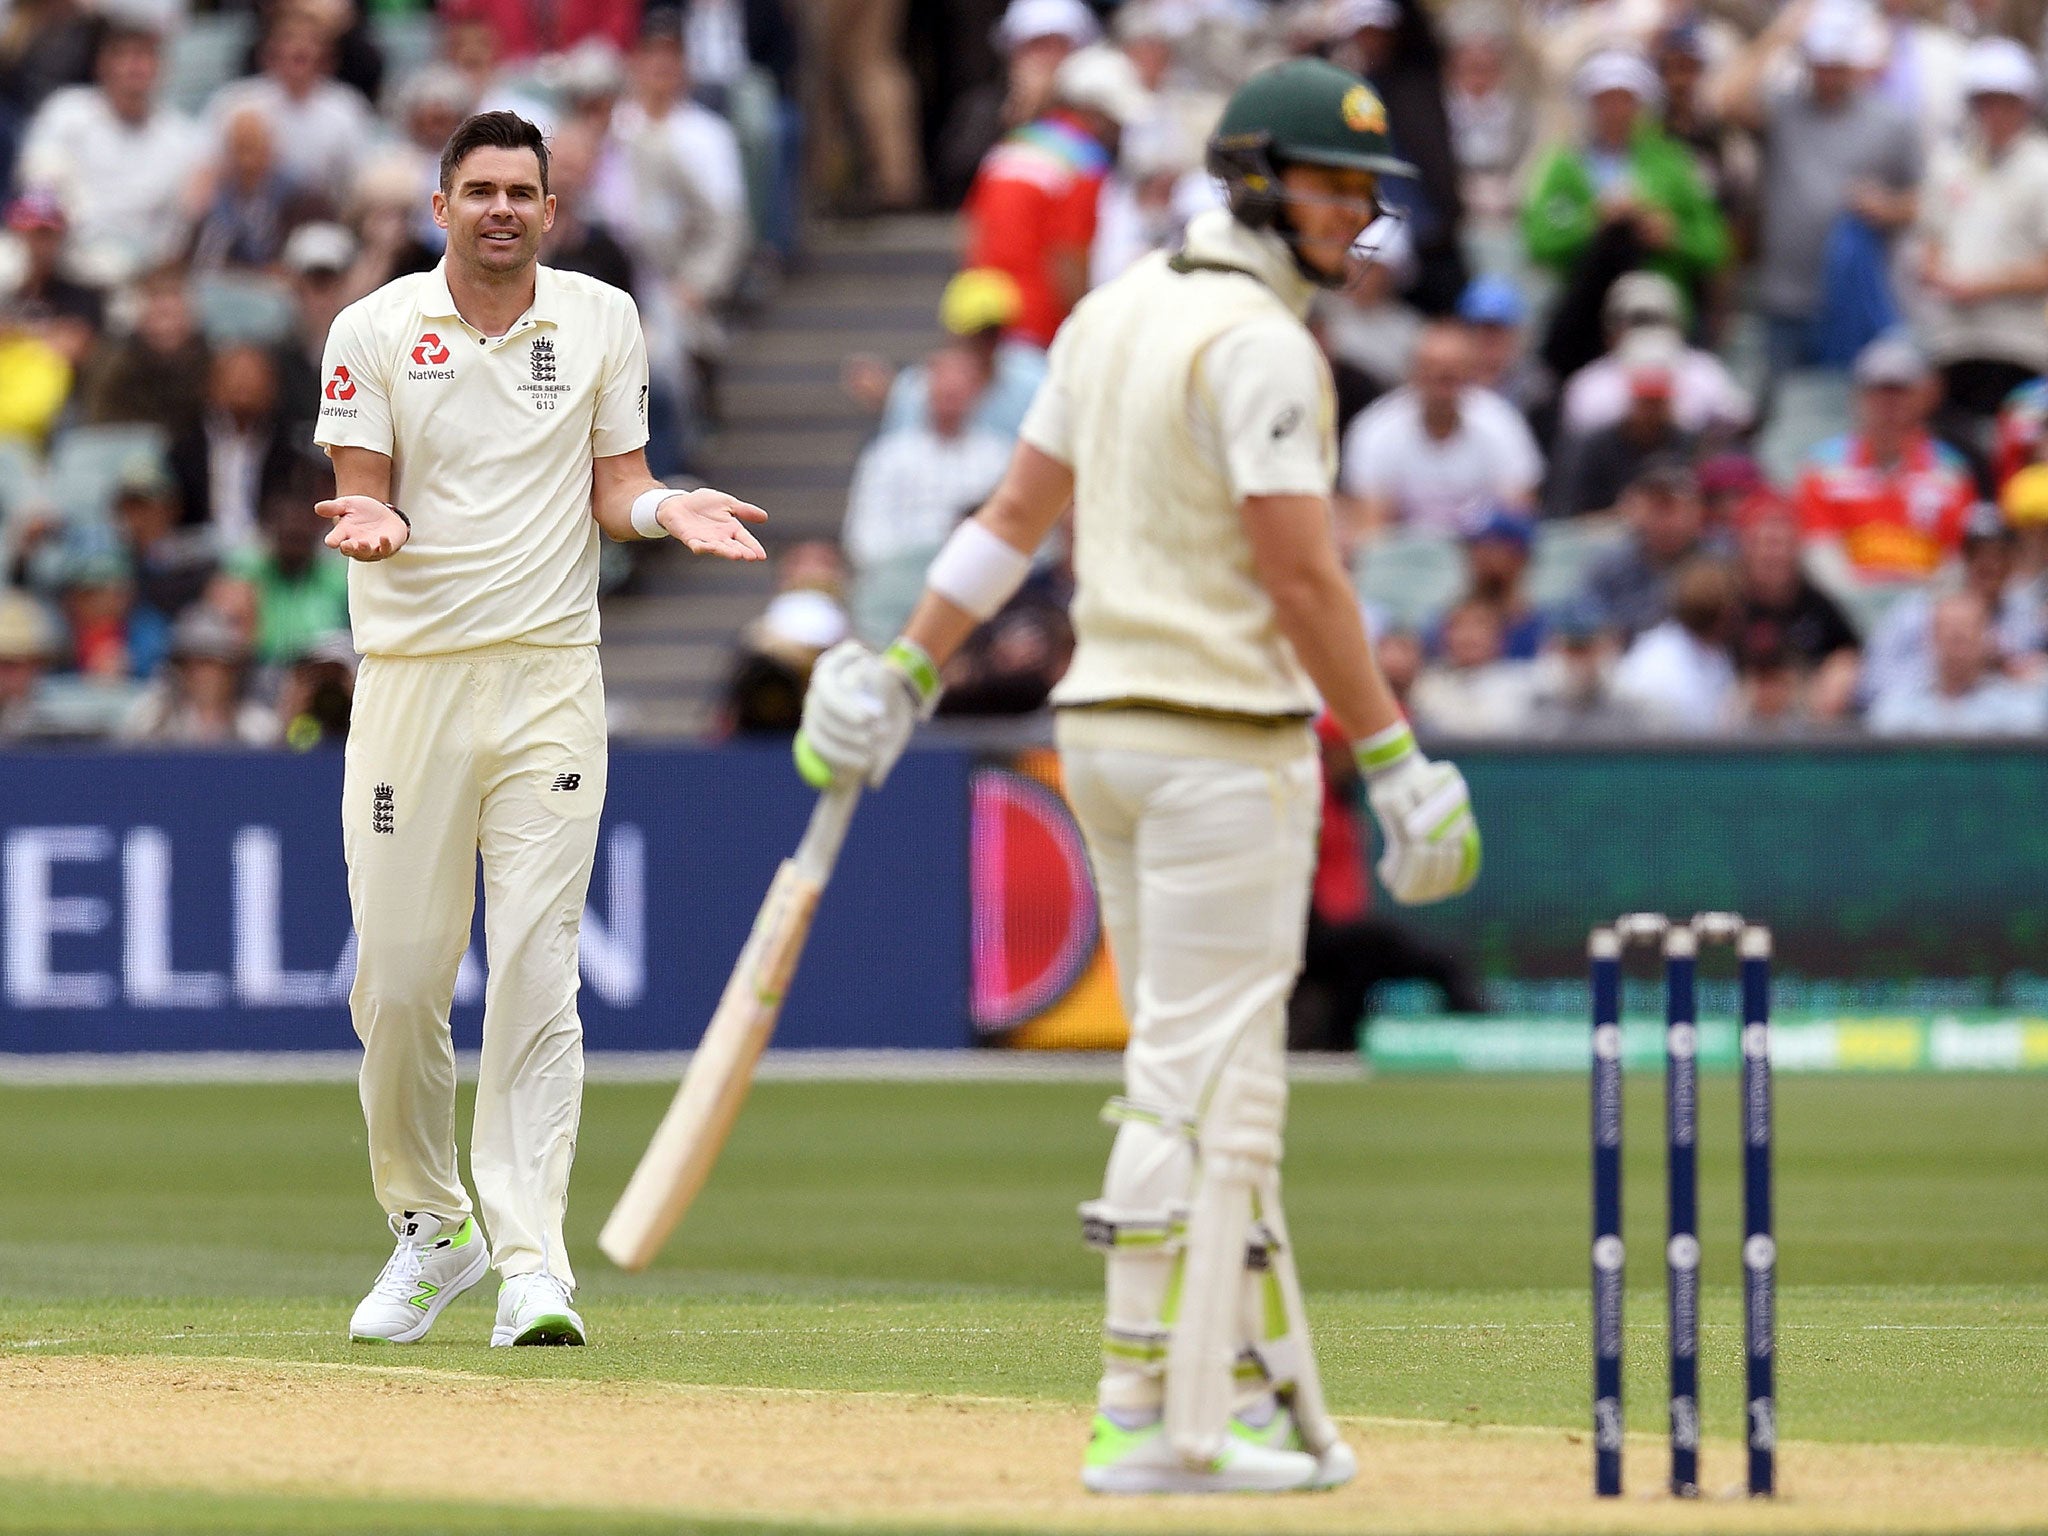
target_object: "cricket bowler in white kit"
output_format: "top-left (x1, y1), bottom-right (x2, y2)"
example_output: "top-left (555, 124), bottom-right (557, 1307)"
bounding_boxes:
top-left (313, 112), bottom-right (769, 1347)
top-left (796, 60), bottom-right (1482, 1493)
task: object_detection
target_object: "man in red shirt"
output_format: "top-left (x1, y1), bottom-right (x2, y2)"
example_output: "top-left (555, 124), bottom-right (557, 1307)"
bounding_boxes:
top-left (963, 46), bottom-right (1151, 348)
top-left (1796, 336), bottom-right (1976, 582)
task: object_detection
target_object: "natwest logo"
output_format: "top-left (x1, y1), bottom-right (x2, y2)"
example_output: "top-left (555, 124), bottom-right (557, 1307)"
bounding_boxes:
top-left (411, 332), bottom-right (450, 366)
top-left (324, 366), bottom-right (355, 401)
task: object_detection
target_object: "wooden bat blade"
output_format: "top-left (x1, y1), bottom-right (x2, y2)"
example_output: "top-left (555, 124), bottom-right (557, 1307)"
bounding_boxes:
top-left (598, 858), bottom-right (823, 1271)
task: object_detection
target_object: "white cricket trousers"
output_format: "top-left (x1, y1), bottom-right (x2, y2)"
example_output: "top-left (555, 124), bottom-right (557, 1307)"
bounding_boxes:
top-left (344, 643), bottom-right (608, 1288)
top-left (1055, 709), bottom-right (1321, 1414)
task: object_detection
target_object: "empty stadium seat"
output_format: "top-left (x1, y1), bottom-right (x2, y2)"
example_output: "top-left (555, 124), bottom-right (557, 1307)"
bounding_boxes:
top-left (193, 273), bottom-right (298, 346)
top-left (163, 14), bottom-right (256, 115)
top-left (1352, 530), bottom-right (1466, 631)
top-left (44, 425), bottom-right (169, 524)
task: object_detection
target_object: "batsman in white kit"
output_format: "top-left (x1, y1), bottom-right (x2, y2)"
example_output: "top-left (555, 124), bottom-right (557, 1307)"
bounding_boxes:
top-left (313, 112), bottom-right (768, 1347)
top-left (796, 59), bottom-right (1481, 1493)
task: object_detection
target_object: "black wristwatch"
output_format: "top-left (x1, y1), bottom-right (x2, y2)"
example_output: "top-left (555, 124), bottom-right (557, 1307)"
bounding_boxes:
top-left (382, 502), bottom-right (411, 529)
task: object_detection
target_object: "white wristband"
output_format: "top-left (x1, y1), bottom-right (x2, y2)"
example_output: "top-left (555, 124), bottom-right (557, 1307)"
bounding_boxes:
top-left (926, 518), bottom-right (1031, 621)
top-left (631, 487), bottom-right (675, 539)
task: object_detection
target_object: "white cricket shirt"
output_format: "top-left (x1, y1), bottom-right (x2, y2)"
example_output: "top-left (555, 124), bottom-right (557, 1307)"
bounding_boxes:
top-left (314, 263), bottom-right (650, 656)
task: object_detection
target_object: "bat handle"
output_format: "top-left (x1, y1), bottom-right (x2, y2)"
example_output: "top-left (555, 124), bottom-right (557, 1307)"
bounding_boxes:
top-left (793, 785), bottom-right (861, 884)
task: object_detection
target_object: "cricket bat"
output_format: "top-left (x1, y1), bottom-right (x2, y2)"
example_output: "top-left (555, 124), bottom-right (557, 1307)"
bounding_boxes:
top-left (599, 786), bottom-right (861, 1272)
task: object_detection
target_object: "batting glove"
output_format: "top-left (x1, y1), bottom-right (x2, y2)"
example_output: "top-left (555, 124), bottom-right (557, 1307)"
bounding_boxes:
top-left (794, 639), bottom-right (940, 791)
top-left (1358, 723), bottom-right (1481, 905)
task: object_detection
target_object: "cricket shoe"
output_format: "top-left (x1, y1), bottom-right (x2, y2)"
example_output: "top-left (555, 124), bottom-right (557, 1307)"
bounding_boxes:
top-left (1081, 1411), bottom-right (1322, 1494)
top-left (349, 1212), bottom-right (488, 1344)
top-left (1232, 1398), bottom-right (1358, 1491)
top-left (491, 1272), bottom-right (585, 1347)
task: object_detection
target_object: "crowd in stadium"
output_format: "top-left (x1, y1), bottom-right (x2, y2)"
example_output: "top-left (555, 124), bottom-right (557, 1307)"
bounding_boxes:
top-left (2, 0), bottom-right (2048, 743)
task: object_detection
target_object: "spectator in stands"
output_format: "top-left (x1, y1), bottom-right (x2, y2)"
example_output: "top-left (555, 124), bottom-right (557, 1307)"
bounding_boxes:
top-left (170, 344), bottom-right (302, 549)
top-left (1340, 321), bottom-right (1544, 536)
top-left (117, 600), bottom-right (278, 746)
top-left (1522, 601), bottom-right (1646, 736)
top-left (1326, 0), bottom-right (1469, 314)
top-left (224, 464), bottom-right (351, 668)
top-left (936, 570), bottom-right (1075, 715)
top-left (1523, 49), bottom-right (1729, 381)
top-left (1584, 456), bottom-right (1714, 638)
top-left (5, 192), bottom-right (102, 367)
top-left (186, 104), bottom-right (332, 274)
top-left (603, 15), bottom-right (753, 463)
top-left (0, 0), bottom-right (96, 146)
top-left (1375, 627), bottom-right (1424, 713)
top-left (1457, 275), bottom-right (1550, 425)
top-left (538, 122), bottom-right (637, 295)
top-left (276, 630), bottom-right (357, 750)
top-left (1872, 0), bottom-right (1969, 153)
top-left (1444, 10), bottom-right (1530, 230)
top-left (1733, 493), bottom-right (1864, 721)
top-left (962, 44), bottom-right (1146, 350)
top-left (1611, 557), bottom-right (1742, 731)
top-left (378, 66), bottom-right (475, 251)
top-left (1716, 0), bottom-right (1920, 383)
top-left (0, 587), bottom-right (61, 740)
top-left (1729, 632), bottom-right (1816, 733)
top-left (1449, 507), bottom-right (1546, 659)
top-left (271, 221), bottom-right (357, 427)
top-left (935, 0), bottom-right (1100, 206)
top-left (721, 542), bottom-right (853, 735)
top-left (811, 0), bottom-right (923, 211)
top-left (1558, 271), bottom-right (1751, 440)
top-left (1318, 220), bottom-right (1425, 395)
top-left (1408, 596), bottom-right (1537, 734)
top-left (1697, 451), bottom-right (1767, 531)
top-left (206, 14), bottom-right (377, 204)
top-left (1994, 372), bottom-right (2048, 485)
top-left (842, 344), bottom-right (1011, 639)
top-left (1652, 18), bottom-right (1744, 229)
top-left (1868, 588), bottom-right (2048, 732)
top-left (1087, 108), bottom-right (1217, 290)
top-left (110, 460), bottom-right (215, 678)
top-left (1915, 39), bottom-right (2048, 452)
top-left (45, 531), bottom-right (133, 682)
top-left (1797, 335), bottom-right (1976, 585)
top-left (1287, 714), bottom-right (1487, 1051)
top-left (850, 268), bottom-right (1049, 442)
top-left (79, 262), bottom-right (210, 440)
top-left (1548, 327), bottom-right (1701, 519)
top-left (440, 0), bottom-right (641, 62)
top-left (1864, 501), bottom-right (2044, 700)
top-left (2000, 462), bottom-right (2048, 618)
top-left (348, 158), bottom-right (443, 290)
top-left (0, 293), bottom-right (72, 446)
top-left (17, 21), bottom-right (200, 285)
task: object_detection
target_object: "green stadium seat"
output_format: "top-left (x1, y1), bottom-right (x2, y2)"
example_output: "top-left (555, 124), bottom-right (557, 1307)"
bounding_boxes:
top-left (1352, 530), bottom-right (1465, 631)
top-left (44, 425), bottom-right (169, 524)
top-left (193, 273), bottom-right (298, 346)
top-left (1528, 513), bottom-right (1629, 611)
top-left (163, 14), bottom-right (257, 115)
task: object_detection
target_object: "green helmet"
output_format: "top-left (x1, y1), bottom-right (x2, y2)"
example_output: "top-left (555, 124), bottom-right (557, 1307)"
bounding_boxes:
top-left (1207, 57), bottom-right (1416, 229)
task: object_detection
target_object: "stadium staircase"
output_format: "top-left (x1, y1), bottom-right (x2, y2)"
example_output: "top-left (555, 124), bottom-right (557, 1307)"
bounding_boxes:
top-left (600, 216), bottom-right (959, 739)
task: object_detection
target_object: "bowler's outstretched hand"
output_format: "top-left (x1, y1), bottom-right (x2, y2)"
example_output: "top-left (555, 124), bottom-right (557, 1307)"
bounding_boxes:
top-left (658, 488), bottom-right (768, 561)
top-left (316, 495), bottom-right (410, 561)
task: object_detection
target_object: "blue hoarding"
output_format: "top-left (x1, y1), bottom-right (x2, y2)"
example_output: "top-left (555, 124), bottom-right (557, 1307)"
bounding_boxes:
top-left (0, 745), bottom-right (972, 1052)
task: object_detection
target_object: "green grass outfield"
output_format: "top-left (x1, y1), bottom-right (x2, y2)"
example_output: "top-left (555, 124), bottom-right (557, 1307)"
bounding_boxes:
top-left (1, 1074), bottom-right (2044, 1533)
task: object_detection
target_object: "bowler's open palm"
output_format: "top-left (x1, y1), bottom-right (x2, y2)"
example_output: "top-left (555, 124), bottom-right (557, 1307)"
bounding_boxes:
top-left (658, 488), bottom-right (768, 560)
top-left (316, 495), bottom-right (411, 561)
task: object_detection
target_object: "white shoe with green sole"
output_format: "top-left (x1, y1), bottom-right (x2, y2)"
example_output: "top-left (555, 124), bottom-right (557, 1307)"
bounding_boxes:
top-left (491, 1272), bottom-right (585, 1347)
top-left (1081, 1412), bottom-right (1323, 1494)
top-left (349, 1212), bottom-right (488, 1344)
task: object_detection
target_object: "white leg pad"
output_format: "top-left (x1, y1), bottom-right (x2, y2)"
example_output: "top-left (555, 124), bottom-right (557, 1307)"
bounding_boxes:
top-left (1164, 1057), bottom-right (1286, 1469)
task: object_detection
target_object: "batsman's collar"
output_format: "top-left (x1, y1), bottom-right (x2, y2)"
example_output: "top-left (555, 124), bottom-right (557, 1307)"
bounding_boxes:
top-left (419, 260), bottom-right (565, 332)
top-left (1177, 207), bottom-right (1319, 320)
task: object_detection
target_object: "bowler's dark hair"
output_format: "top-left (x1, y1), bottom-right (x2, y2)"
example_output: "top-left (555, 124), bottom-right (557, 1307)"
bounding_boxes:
top-left (438, 111), bottom-right (550, 196)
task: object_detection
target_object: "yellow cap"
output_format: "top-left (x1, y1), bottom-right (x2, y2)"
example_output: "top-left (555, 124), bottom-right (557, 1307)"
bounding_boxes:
top-left (2001, 463), bottom-right (2048, 525)
top-left (940, 268), bottom-right (1023, 336)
